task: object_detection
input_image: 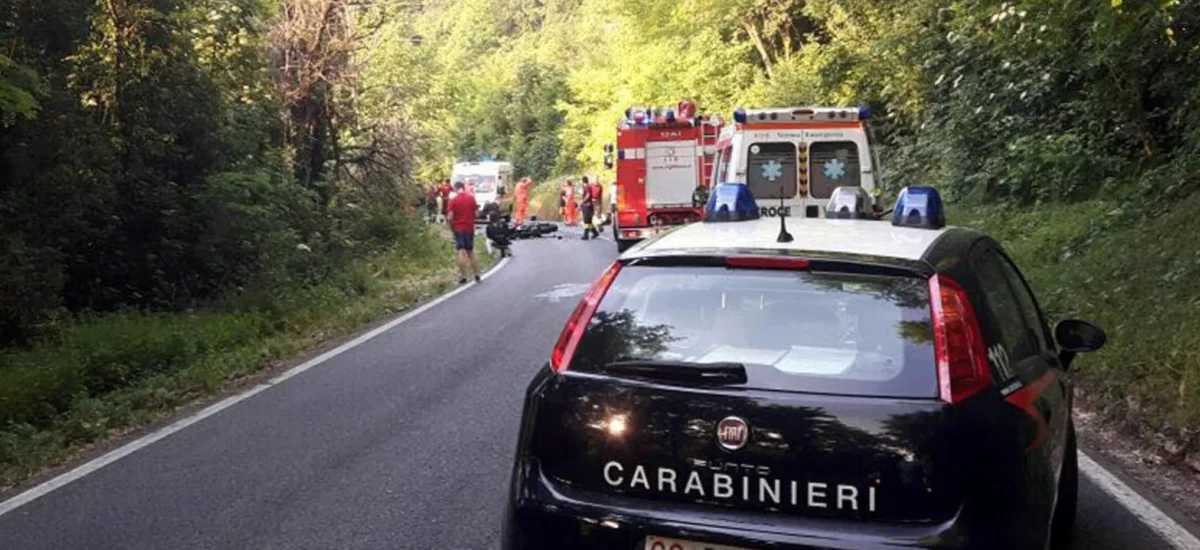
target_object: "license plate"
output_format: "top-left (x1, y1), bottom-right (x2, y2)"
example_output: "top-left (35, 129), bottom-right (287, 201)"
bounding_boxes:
top-left (643, 536), bottom-right (753, 550)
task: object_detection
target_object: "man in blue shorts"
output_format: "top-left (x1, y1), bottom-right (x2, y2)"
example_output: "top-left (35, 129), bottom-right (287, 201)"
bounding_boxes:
top-left (446, 181), bottom-right (481, 284)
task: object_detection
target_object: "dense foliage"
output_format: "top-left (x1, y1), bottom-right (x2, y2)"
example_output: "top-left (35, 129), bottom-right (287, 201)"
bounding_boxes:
top-left (0, 0), bottom-right (421, 345)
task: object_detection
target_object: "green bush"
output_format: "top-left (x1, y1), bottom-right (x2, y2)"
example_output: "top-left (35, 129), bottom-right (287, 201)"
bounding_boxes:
top-left (0, 311), bottom-right (269, 428)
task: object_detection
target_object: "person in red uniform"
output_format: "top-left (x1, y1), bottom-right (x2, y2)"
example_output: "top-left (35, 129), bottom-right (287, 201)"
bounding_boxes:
top-left (513, 177), bottom-right (531, 225)
top-left (589, 177), bottom-right (603, 224)
top-left (437, 178), bottom-right (453, 222)
top-left (446, 181), bottom-right (481, 284)
top-left (564, 180), bottom-right (578, 226)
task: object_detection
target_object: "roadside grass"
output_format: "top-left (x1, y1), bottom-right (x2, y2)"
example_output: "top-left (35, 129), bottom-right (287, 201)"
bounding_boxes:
top-left (0, 227), bottom-right (494, 490)
top-left (954, 193), bottom-right (1200, 454)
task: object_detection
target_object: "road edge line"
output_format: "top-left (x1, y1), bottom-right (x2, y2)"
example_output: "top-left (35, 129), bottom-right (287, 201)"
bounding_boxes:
top-left (0, 256), bottom-right (512, 518)
top-left (1080, 451), bottom-right (1200, 549)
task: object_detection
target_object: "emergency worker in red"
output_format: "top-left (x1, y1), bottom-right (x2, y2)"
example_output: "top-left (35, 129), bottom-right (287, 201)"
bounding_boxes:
top-left (589, 178), bottom-right (603, 222)
top-left (567, 182), bottom-right (579, 226)
top-left (513, 177), bottom-right (531, 225)
top-left (446, 181), bottom-right (481, 284)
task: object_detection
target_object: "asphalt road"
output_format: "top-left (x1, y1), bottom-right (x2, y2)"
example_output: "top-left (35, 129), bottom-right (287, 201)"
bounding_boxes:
top-left (0, 225), bottom-right (1192, 550)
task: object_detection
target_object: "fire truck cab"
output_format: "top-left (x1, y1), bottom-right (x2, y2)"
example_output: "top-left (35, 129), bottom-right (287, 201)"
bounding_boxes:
top-left (606, 101), bottom-right (721, 253)
top-left (711, 106), bottom-right (882, 219)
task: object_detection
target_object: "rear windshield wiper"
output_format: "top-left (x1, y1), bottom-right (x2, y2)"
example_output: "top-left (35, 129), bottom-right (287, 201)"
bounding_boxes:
top-left (601, 360), bottom-right (748, 385)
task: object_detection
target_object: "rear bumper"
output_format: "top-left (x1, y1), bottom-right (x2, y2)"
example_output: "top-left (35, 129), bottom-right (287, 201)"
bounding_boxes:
top-left (503, 464), bottom-right (972, 550)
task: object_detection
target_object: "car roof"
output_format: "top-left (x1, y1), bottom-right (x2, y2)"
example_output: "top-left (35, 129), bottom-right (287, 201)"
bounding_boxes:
top-left (625, 217), bottom-right (955, 262)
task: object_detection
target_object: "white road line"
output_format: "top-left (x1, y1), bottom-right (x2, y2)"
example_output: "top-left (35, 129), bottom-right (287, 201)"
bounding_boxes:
top-left (1080, 452), bottom-right (1200, 549)
top-left (0, 257), bottom-right (511, 518)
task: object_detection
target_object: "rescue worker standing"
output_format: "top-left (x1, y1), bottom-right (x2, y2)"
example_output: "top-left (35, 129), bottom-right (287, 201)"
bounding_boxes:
top-left (589, 177), bottom-right (604, 225)
top-left (446, 182), bottom-right (481, 284)
top-left (563, 180), bottom-right (578, 226)
top-left (514, 177), bottom-right (530, 225)
top-left (580, 178), bottom-right (599, 240)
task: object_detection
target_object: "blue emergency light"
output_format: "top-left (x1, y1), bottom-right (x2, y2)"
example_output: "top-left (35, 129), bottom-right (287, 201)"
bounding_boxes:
top-left (733, 108), bottom-right (747, 124)
top-left (858, 106), bottom-right (872, 120)
top-left (891, 186), bottom-right (946, 229)
top-left (704, 182), bottom-right (760, 223)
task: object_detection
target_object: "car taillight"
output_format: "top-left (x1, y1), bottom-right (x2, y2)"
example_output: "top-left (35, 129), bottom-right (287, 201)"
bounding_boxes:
top-left (929, 274), bottom-right (991, 403)
top-left (550, 262), bottom-right (622, 372)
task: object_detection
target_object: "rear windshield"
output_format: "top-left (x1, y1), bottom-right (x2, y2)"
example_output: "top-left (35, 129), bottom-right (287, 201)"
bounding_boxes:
top-left (572, 265), bottom-right (937, 398)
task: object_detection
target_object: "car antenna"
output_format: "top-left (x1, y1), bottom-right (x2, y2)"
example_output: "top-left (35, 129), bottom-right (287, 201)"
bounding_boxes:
top-left (776, 180), bottom-right (793, 243)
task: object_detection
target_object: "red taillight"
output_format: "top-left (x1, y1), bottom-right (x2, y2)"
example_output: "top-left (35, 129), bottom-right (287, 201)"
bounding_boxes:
top-left (724, 257), bottom-right (811, 270)
top-left (550, 262), bottom-right (622, 372)
top-left (929, 274), bottom-right (991, 403)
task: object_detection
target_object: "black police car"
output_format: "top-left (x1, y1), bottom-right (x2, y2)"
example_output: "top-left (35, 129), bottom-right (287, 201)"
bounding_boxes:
top-left (503, 185), bottom-right (1106, 550)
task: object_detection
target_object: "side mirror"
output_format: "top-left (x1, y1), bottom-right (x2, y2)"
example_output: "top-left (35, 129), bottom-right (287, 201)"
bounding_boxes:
top-left (1055, 318), bottom-right (1106, 368)
top-left (603, 143), bottom-right (615, 170)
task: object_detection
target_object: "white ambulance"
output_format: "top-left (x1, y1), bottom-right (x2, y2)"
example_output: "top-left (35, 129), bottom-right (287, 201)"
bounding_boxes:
top-left (710, 107), bottom-right (884, 218)
top-left (451, 160), bottom-right (514, 221)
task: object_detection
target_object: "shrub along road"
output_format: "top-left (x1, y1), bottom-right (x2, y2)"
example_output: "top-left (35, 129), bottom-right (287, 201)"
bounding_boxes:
top-left (0, 228), bottom-right (1194, 549)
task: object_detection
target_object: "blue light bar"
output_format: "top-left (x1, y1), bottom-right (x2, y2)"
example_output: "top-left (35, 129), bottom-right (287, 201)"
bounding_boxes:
top-left (858, 106), bottom-right (872, 120)
top-left (891, 186), bottom-right (946, 229)
top-left (704, 182), bottom-right (760, 223)
top-left (733, 108), bottom-right (747, 124)
top-left (665, 109), bottom-right (675, 123)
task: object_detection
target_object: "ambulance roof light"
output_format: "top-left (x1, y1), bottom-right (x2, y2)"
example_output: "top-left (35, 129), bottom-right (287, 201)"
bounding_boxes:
top-left (891, 186), bottom-right (946, 230)
top-left (704, 182), bottom-right (760, 223)
top-left (858, 106), bottom-right (872, 119)
top-left (733, 108), bottom-right (747, 124)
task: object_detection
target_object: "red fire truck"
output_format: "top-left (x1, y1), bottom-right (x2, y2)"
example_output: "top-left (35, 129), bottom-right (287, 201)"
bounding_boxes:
top-left (603, 100), bottom-right (722, 253)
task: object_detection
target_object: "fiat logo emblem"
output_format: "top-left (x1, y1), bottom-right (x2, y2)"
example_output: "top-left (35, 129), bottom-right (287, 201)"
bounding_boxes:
top-left (716, 416), bottom-right (749, 451)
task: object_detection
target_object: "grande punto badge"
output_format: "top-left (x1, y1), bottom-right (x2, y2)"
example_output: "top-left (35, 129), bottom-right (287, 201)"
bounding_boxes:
top-left (716, 416), bottom-right (749, 450)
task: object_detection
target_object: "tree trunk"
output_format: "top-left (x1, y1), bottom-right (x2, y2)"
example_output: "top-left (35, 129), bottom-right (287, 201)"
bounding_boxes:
top-left (741, 17), bottom-right (774, 79)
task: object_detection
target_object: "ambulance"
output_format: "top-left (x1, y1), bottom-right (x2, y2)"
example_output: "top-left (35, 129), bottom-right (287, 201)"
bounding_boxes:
top-left (604, 100), bottom-right (722, 252)
top-left (450, 160), bottom-right (514, 221)
top-left (711, 106), bottom-right (883, 218)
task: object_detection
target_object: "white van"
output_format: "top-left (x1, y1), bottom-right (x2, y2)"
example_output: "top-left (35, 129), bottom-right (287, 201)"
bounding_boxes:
top-left (711, 107), bottom-right (882, 218)
top-left (451, 160), bottom-right (514, 220)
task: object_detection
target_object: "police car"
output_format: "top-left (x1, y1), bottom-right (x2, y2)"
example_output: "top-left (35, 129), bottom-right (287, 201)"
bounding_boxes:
top-left (503, 183), bottom-right (1107, 550)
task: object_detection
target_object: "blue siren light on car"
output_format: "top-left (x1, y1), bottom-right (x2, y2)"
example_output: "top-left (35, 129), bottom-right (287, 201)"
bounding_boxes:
top-left (704, 182), bottom-right (761, 223)
top-left (733, 108), bottom-right (747, 124)
top-left (891, 186), bottom-right (946, 229)
top-left (858, 106), bottom-right (872, 119)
